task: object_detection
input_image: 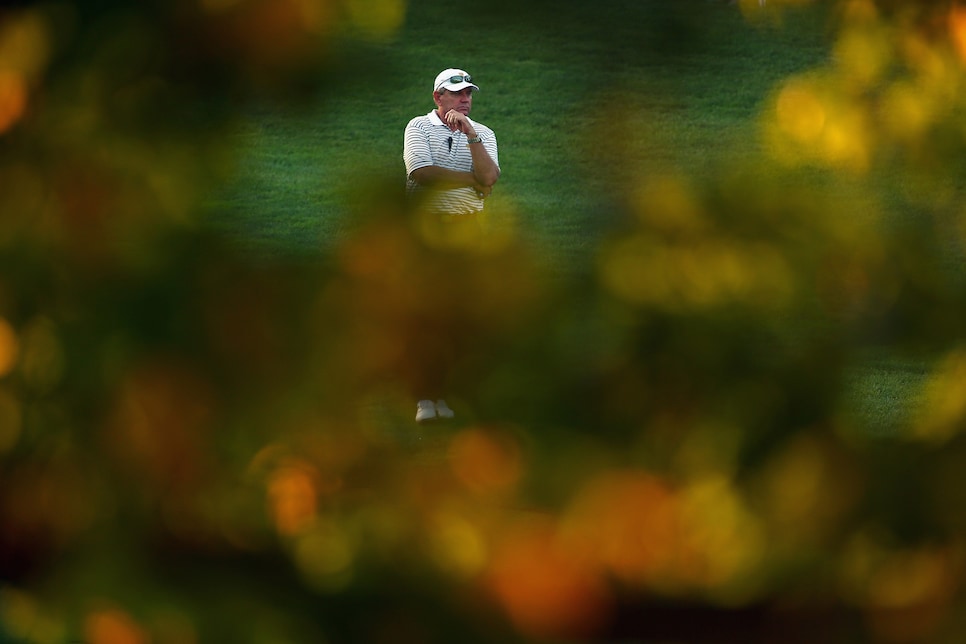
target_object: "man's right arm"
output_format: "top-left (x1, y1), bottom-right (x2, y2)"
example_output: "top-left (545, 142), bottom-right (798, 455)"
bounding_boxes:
top-left (404, 120), bottom-right (490, 196)
top-left (409, 166), bottom-right (478, 189)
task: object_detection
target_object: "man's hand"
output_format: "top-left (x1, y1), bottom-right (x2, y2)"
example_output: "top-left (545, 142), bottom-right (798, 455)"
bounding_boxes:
top-left (474, 184), bottom-right (492, 199)
top-left (444, 109), bottom-right (476, 137)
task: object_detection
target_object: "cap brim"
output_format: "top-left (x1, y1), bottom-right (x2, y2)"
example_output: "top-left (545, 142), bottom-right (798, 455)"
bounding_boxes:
top-left (436, 82), bottom-right (480, 92)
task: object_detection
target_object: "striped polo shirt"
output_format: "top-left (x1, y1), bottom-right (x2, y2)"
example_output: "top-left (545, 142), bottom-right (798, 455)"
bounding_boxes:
top-left (403, 110), bottom-right (499, 216)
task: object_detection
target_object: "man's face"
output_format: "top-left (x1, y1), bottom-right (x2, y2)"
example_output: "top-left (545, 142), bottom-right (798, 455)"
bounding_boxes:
top-left (435, 88), bottom-right (473, 116)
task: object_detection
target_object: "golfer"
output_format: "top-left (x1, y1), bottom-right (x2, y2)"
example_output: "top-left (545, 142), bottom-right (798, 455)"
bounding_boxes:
top-left (402, 68), bottom-right (501, 422)
top-left (404, 68), bottom-right (500, 219)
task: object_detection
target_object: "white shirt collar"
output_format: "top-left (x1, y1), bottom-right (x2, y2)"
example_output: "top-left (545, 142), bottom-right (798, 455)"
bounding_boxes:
top-left (427, 110), bottom-right (475, 129)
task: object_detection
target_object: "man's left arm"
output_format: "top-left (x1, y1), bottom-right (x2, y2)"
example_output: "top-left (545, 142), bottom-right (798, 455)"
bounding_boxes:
top-left (467, 132), bottom-right (500, 188)
top-left (442, 109), bottom-right (500, 187)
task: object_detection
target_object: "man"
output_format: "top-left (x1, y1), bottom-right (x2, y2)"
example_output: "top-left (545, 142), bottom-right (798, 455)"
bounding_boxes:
top-left (402, 68), bottom-right (501, 422)
top-left (404, 68), bottom-right (500, 218)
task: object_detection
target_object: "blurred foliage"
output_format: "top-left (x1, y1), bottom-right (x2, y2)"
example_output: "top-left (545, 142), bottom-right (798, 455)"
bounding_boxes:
top-left (4, 0), bottom-right (966, 643)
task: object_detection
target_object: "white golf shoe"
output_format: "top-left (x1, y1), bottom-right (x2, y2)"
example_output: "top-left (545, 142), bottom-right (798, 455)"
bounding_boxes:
top-left (435, 400), bottom-right (454, 419)
top-left (415, 400), bottom-right (437, 422)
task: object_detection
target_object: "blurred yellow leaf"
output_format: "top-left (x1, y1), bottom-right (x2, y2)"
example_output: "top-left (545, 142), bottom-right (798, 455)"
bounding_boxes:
top-left (428, 510), bottom-right (487, 579)
top-left (449, 427), bottom-right (522, 497)
top-left (949, 6), bottom-right (966, 64)
top-left (0, 71), bottom-right (26, 134)
top-left (678, 475), bottom-right (766, 596)
top-left (487, 517), bottom-right (610, 640)
top-left (293, 519), bottom-right (355, 591)
top-left (0, 389), bottom-right (21, 453)
top-left (268, 461), bottom-right (319, 536)
top-left (911, 348), bottom-right (966, 443)
top-left (342, 0), bottom-right (405, 39)
top-left (563, 471), bottom-right (681, 586)
top-left (84, 606), bottom-right (149, 644)
top-left (0, 317), bottom-right (18, 377)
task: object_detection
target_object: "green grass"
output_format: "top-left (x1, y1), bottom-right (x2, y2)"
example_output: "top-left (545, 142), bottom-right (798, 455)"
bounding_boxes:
top-left (205, 0), bottom-right (952, 436)
top-left (845, 355), bottom-right (929, 436)
top-left (209, 0), bottom-right (833, 261)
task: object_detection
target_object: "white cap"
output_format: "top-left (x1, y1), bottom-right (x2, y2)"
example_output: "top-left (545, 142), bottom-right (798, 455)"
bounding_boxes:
top-left (433, 68), bottom-right (480, 93)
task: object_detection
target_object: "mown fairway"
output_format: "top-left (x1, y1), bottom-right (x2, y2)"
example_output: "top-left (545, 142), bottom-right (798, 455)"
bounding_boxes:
top-left (213, 0), bottom-right (832, 265)
top-left (212, 0), bottom-right (938, 431)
